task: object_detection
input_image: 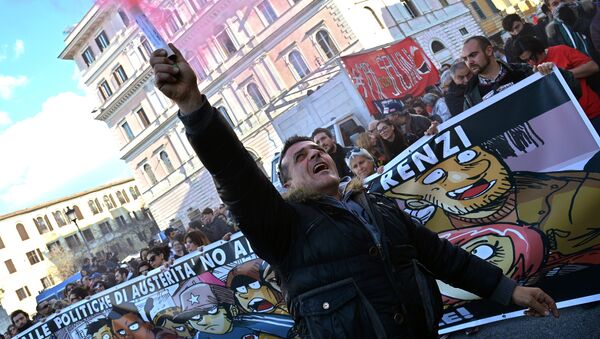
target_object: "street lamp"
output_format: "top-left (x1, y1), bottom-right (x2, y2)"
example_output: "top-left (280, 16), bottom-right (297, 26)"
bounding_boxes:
top-left (65, 206), bottom-right (93, 259)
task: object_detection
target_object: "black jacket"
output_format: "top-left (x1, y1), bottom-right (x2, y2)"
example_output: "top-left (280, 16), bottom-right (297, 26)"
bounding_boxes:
top-left (330, 143), bottom-right (352, 178)
top-left (504, 23), bottom-right (548, 63)
top-left (180, 98), bottom-right (516, 338)
top-left (445, 81), bottom-right (467, 117)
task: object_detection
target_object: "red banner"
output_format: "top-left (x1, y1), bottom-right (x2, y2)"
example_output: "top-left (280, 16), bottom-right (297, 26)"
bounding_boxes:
top-left (342, 37), bottom-right (440, 115)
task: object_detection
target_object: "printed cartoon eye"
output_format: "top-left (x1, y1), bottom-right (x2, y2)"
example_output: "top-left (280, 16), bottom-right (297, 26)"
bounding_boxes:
top-left (103, 334), bottom-right (111, 339)
top-left (471, 245), bottom-right (495, 260)
top-left (117, 330), bottom-right (126, 336)
top-left (249, 281), bottom-right (261, 289)
top-left (423, 168), bottom-right (446, 185)
top-left (236, 286), bottom-right (248, 294)
top-left (128, 322), bottom-right (140, 331)
top-left (175, 326), bottom-right (185, 332)
top-left (191, 314), bottom-right (202, 320)
top-left (457, 150), bottom-right (477, 164)
top-left (207, 306), bottom-right (219, 315)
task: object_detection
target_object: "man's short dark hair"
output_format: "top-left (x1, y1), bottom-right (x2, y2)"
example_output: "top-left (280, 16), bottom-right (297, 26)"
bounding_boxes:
top-left (116, 267), bottom-right (129, 277)
top-left (502, 14), bottom-right (522, 32)
top-left (311, 127), bottom-right (332, 139)
top-left (464, 35), bottom-right (492, 52)
top-left (86, 318), bottom-right (112, 337)
top-left (10, 310), bottom-right (28, 324)
top-left (278, 135), bottom-right (313, 184)
top-left (69, 287), bottom-right (89, 300)
top-left (512, 35), bottom-right (545, 59)
top-left (201, 208), bottom-right (213, 215)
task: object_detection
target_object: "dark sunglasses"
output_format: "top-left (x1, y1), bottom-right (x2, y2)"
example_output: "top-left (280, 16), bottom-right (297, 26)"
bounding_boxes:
top-left (148, 255), bottom-right (157, 262)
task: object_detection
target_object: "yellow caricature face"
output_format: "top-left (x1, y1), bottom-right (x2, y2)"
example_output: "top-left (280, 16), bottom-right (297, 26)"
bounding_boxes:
top-left (461, 234), bottom-right (516, 277)
top-left (234, 281), bottom-right (280, 313)
top-left (92, 325), bottom-right (114, 339)
top-left (391, 147), bottom-right (512, 216)
top-left (188, 306), bottom-right (233, 334)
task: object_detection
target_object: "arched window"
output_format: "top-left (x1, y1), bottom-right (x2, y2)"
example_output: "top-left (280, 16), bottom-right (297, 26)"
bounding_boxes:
top-left (104, 195), bottom-right (115, 209)
top-left (33, 217), bottom-right (50, 234)
top-left (247, 83), bottom-right (266, 108)
top-left (217, 106), bottom-right (236, 128)
top-left (122, 189), bottom-right (130, 203)
top-left (16, 223), bottom-right (29, 241)
top-left (118, 10), bottom-right (130, 27)
top-left (95, 198), bottom-right (103, 212)
top-left (431, 40), bottom-right (446, 53)
top-left (53, 211), bottom-right (67, 226)
top-left (315, 30), bottom-right (339, 59)
top-left (288, 51), bottom-right (310, 78)
top-left (144, 164), bottom-right (158, 185)
top-left (214, 25), bottom-right (237, 58)
top-left (116, 191), bottom-right (127, 205)
top-left (160, 151), bottom-right (175, 173)
top-left (364, 7), bottom-right (384, 29)
top-left (130, 187), bottom-right (140, 199)
top-left (89, 200), bottom-right (99, 215)
top-left (73, 205), bottom-right (84, 220)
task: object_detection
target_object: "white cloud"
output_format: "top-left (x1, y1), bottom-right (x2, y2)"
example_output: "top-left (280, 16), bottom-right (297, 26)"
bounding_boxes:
top-left (14, 39), bottom-right (24, 58)
top-left (0, 111), bottom-right (11, 126)
top-left (0, 91), bottom-right (123, 207)
top-left (0, 75), bottom-right (28, 99)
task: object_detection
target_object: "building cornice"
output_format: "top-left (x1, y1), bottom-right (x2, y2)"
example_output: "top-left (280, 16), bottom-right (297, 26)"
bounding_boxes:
top-left (59, 5), bottom-right (113, 60)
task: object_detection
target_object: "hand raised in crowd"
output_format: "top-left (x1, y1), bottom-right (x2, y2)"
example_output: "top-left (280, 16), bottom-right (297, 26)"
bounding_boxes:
top-left (535, 62), bottom-right (555, 76)
top-left (222, 232), bottom-right (233, 241)
top-left (424, 121), bottom-right (439, 136)
top-left (512, 286), bottom-right (559, 318)
top-left (150, 43), bottom-right (203, 113)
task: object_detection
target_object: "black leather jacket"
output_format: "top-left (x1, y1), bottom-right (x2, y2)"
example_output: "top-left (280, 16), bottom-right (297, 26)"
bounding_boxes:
top-left (179, 97), bottom-right (516, 338)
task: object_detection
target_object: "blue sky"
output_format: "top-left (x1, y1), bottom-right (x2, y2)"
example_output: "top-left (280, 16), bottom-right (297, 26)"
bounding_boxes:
top-left (0, 0), bottom-right (131, 215)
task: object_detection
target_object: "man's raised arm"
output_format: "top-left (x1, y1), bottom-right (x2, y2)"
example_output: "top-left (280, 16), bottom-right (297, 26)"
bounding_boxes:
top-left (150, 44), bottom-right (295, 264)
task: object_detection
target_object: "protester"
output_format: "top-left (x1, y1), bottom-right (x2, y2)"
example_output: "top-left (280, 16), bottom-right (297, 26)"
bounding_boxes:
top-left (446, 61), bottom-right (472, 116)
top-left (502, 14), bottom-right (548, 63)
top-left (146, 245), bottom-right (170, 269)
top-left (355, 131), bottom-right (387, 167)
top-left (139, 247), bottom-right (149, 263)
top-left (68, 287), bottom-right (89, 304)
top-left (388, 108), bottom-right (431, 139)
top-left (514, 35), bottom-right (600, 130)
top-left (10, 310), bottom-right (34, 334)
top-left (461, 35), bottom-right (580, 109)
top-left (345, 147), bottom-right (377, 180)
top-left (545, 0), bottom-right (596, 56)
top-left (199, 207), bottom-right (232, 242)
top-left (114, 267), bottom-right (130, 284)
top-left (377, 119), bottom-right (411, 161)
top-left (311, 127), bottom-right (353, 177)
top-left (137, 262), bottom-right (152, 275)
top-left (184, 229), bottom-right (210, 252)
top-left (151, 44), bottom-right (559, 337)
top-left (92, 281), bottom-right (109, 294)
top-left (422, 93), bottom-right (451, 122)
top-left (171, 239), bottom-right (187, 259)
top-left (34, 301), bottom-right (53, 321)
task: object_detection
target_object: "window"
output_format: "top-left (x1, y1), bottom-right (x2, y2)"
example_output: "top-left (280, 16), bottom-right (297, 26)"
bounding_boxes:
top-left (5, 260), bottom-right (16, 274)
top-left (315, 30), bottom-right (339, 60)
top-left (121, 121), bottom-right (135, 141)
top-left (217, 106), bottom-right (236, 128)
top-left (47, 241), bottom-right (62, 251)
top-left (74, 206), bottom-right (84, 220)
top-left (16, 223), bottom-right (29, 240)
top-left (118, 10), bottom-right (130, 26)
top-left (82, 229), bottom-right (95, 242)
top-left (53, 211), bottom-right (68, 227)
top-left (16, 287), bottom-right (31, 301)
top-left (288, 51), bottom-right (310, 79)
top-left (126, 238), bottom-right (134, 247)
top-left (130, 186), bottom-right (140, 199)
top-left (459, 27), bottom-right (469, 35)
top-left (167, 10), bottom-right (184, 35)
top-left (34, 217), bottom-right (51, 234)
top-left (104, 195), bottom-right (115, 209)
top-left (138, 38), bottom-right (153, 62)
top-left (215, 25), bottom-right (237, 57)
top-left (65, 234), bottom-right (82, 249)
top-left (95, 31), bottom-right (110, 52)
top-left (257, 1), bottom-right (278, 25)
top-left (144, 164), bottom-right (158, 185)
top-left (41, 276), bottom-right (55, 289)
top-left (160, 151), bottom-right (175, 173)
top-left (364, 7), bottom-right (385, 29)
top-left (471, 2), bottom-right (486, 19)
top-left (189, 57), bottom-right (208, 82)
top-left (431, 41), bottom-right (446, 53)
top-left (0, 236), bottom-right (4, 249)
top-left (82, 47), bottom-right (95, 66)
top-left (247, 83), bottom-right (267, 108)
top-left (89, 200), bottom-right (99, 215)
top-left (113, 65), bottom-right (128, 86)
top-left (137, 108), bottom-right (151, 128)
top-left (137, 231), bottom-right (147, 241)
top-left (121, 189), bottom-right (130, 203)
top-left (98, 79), bottom-right (113, 101)
top-left (26, 250), bottom-right (43, 265)
top-left (116, 215), bottom-right (127, 228)
top-left (485, 0), bottom-right (500, 12)
top-left (400, 0), bottom-right (420, 18)
top-left (98, 221), bottom-right (113, 234)
top-left (116, 191), bottom-right (127, 205)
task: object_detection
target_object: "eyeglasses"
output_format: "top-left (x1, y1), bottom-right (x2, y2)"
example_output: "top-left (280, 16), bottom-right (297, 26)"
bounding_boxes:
top-left (148, 255), bottom-right (157, 263)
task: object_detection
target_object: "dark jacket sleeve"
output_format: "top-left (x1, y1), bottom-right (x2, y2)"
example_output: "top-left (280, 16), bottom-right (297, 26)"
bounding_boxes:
top-left (179, 96), bottom-right (296, 264)
top-left (558, 68), bottom-right (583, 99)
top-left (409, 220), bottom-right (516, 304)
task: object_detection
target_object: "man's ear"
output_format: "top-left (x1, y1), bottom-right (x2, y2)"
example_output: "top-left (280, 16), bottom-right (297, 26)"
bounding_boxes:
top-left (229, 305), bottom-right (239, 318)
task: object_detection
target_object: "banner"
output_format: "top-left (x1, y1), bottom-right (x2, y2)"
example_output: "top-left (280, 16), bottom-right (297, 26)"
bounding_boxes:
top-left (367, 69), bottom-right (600, 333)
top-left (18, 234), bottom-right (294, 339)
top-left (341, 37), bottom-right (439, 115)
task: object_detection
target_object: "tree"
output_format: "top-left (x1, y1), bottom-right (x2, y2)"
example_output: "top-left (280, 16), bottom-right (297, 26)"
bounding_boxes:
top-left (47, 246), bottom-right (79, 280)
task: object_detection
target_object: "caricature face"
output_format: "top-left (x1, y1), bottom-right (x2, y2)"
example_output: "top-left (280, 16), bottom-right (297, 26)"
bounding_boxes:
top-left (187, 306), bottom-right (233, 334)
top-left (234, 280), bottom-right (280, 313)
top-left (462, 234), bottom-right (516, 276)
top-left (111, 313), bottom-right (155, 339)
top-left (391, 147), bottom-right (511, 216)
top-left (161, 319), bottom-right (192, 337)
top-left (92, 324), bottom-right (114, 339)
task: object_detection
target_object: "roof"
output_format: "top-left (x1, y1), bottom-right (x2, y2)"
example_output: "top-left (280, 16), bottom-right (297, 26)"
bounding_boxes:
top-left (0, 178), bottom-right (136, 222)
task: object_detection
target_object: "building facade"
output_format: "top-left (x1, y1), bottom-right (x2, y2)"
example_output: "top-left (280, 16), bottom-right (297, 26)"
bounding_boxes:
top-left (0, 178), bottom-right (156, 316)
top-left (59, 0), bottom-right (484, 231)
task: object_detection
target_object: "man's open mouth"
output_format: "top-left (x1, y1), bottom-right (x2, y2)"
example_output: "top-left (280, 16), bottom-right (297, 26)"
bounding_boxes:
top-left (313, 162), bottom-right (329, 174)
top-left (446, 179), bottom-right (496, 200)
top-left (248, 298), bottom-right (275, 312)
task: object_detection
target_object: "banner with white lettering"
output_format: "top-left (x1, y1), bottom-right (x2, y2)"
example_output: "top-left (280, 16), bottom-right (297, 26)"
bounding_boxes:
top-left (367, 69), bottom-right (600, 334)
top-left (18, 234), bottom-right (294, 339)
top-left (341, 37), bottom-right (440, 115)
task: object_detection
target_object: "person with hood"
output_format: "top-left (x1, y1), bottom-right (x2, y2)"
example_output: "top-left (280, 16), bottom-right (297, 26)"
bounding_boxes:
top-left (445, 61), bottom-right (472, 116)
top-left (502, 14), bottom-right (548, 63)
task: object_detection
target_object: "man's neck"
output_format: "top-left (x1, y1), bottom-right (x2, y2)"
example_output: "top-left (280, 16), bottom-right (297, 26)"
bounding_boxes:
top-left (330, 143), bottom-right (338, 154)
top-left (479, 60), bottom-right (501, 80)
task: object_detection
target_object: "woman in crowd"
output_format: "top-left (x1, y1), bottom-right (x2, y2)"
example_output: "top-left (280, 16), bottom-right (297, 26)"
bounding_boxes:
top-left (171, 239), bottom-right (188, 259)
top-left (355, 132), bottom-right (387, 166)
top-left (139, 247), bottom-right (149, 263)
top-left (184, 229), bottom-right (211, 252)
top-left (146, 245), bottom-right (170, 269)
top-left (377, 119), bottom-right (411, 161)
top-left (345, 148), bottom-right (378, 181)
top-left (137, 262), bottom-right (152, 276)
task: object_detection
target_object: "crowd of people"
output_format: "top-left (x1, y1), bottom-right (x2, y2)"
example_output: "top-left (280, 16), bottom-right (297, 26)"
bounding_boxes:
top-left (3, 206), bottom-right (237, 337)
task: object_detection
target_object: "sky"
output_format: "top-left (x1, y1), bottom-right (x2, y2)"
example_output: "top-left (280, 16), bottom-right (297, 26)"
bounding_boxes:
top-left (0, 0), bottom-right (131, 215)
